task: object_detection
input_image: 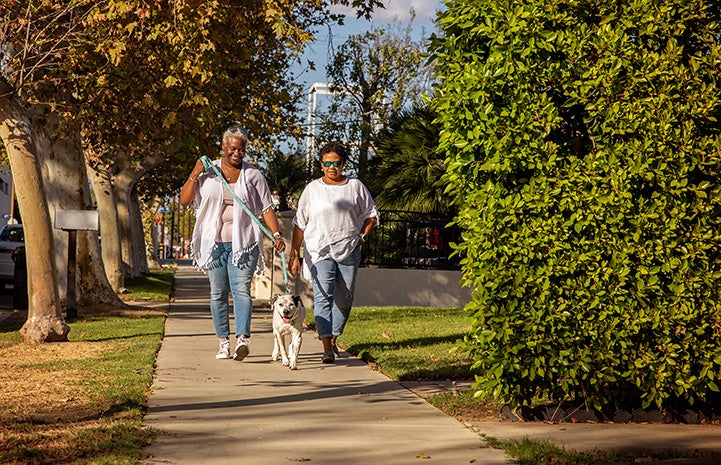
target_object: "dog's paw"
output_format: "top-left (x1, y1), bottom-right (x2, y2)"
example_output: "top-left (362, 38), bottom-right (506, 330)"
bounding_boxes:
top-left (281, 358), bottom-right (290, 367)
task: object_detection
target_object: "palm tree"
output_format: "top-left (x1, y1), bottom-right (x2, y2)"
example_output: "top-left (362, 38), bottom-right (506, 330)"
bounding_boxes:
top-left (368, 105), bottom-right (450, 214)
top-left (261, 149), bottom-right (308, 211)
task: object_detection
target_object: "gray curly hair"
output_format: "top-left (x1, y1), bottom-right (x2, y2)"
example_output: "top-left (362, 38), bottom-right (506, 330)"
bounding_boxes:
top-left (222, 126), bottom-right (248, 146)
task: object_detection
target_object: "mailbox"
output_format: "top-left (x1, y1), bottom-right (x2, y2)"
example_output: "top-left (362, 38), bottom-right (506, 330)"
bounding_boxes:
top-left (54, 209), bottom-right (99, 318)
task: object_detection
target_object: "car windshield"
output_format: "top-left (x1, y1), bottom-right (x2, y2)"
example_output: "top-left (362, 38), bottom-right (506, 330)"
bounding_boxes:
top-left (0, 227), bottom-right (23, 242)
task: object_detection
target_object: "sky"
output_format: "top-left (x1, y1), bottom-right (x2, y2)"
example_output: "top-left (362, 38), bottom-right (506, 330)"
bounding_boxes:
top-left (287, 0), bottom-right (444, 150)
top-left (294, 0), bottom-right (443, 90)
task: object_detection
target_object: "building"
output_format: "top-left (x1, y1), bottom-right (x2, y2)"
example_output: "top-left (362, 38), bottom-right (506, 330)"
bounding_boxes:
top-left (0, 167), bottom-right (14, 228)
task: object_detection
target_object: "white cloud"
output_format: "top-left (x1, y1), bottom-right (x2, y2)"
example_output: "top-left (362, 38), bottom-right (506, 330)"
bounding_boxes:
top-left (330, 0), bottom-right (442, 24)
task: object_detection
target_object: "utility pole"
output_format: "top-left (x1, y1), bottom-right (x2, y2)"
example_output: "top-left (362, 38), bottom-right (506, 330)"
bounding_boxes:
top-left (305, 82), bottom-right (333, 173)
top-left (305, 81), bottom-right (368, 175)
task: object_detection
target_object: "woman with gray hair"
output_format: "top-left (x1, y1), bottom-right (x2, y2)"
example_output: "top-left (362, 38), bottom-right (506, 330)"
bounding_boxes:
top-left (180, 126), bottom-right (285, 360)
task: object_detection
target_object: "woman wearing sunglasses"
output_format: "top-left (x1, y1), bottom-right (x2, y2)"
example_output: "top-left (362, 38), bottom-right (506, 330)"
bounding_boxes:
top-left (289, 142), bottom-right (378, 363)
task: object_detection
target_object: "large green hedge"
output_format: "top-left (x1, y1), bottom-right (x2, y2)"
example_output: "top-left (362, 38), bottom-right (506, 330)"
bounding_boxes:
top-left (432, 0), bottom-right (721, 413)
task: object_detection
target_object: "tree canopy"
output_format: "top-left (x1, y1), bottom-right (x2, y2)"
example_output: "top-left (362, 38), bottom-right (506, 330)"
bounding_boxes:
top-left (367, 105), bottom-right (448, 214)
top-left (0, 0), bottom-right (385, 341)
top-left (319, 14), bottom-right (433, 178)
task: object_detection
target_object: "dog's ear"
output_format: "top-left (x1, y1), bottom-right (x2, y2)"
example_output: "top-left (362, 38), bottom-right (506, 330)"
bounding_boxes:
top-left (293, 295), bottom-right (302, 307)
top-left (271, 294), bottom-right (279, 305)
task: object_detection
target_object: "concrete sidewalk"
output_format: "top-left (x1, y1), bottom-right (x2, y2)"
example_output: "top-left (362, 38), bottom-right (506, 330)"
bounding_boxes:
top-left (141, 266), bottom-right (504, 464)
top-left (142, 266), bottom-right (721, 465)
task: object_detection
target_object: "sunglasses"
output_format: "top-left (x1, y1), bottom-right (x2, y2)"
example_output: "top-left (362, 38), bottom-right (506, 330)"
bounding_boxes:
top-left (229, 127), bottom-right (247, 136)
top-left (322, 161), bottom-right (342, 167)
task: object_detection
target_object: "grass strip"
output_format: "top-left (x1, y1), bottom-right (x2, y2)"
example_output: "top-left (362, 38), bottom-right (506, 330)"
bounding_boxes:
top-left (120, 267), bottom-right (175, 302)
top-left (336, 305), bottom-right (477, 381)
top-left (484, 436), bottom-right (715, 465)
top-left (0, 269), bottom-right (170, 464)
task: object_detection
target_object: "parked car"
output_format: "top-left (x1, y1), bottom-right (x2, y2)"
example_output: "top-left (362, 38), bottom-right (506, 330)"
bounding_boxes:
top-left (12, 246), bottom-right (27, 309)
top-left (0, 224), bottom-right (24, 283)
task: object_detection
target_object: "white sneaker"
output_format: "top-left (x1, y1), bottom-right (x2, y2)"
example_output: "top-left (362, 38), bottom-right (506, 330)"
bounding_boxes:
top-left (216, 339), bottom-right (231, 359)
top-left (233, 336), bottom-right (250, 361)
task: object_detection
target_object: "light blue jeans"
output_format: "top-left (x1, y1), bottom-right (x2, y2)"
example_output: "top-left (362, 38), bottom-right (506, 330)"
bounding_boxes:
top-left (206, 242), bottom-right (258, 339)
top-left (310, 247), bottom-right (362, 339)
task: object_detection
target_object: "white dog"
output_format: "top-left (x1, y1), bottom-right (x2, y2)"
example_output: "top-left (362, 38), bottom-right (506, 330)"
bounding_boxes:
top-left (271, 294), bottom-right (306, 370)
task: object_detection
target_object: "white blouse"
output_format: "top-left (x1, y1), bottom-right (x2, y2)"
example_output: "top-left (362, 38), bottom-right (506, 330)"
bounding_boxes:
top-left (190, 160), bottom-right (273, 273)
top-left (293, 177), bottom-right (378, 279)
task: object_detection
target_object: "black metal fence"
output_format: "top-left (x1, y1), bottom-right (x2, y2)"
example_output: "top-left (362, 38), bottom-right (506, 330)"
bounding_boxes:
top-left (362, 210), bottom-right (462, 269)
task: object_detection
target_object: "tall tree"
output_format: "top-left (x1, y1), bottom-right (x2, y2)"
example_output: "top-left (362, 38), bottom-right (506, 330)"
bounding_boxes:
top-left (0, 80), bottom-right (67, 342)
top-left (321, 12), bottom-right (432, 178)
top-left (0, 1), bottom-right (99, 341)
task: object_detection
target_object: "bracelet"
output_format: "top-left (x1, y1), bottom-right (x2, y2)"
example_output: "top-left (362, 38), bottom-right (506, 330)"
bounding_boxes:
top-left (273, 231), bottom-right (283, 238)
top-left (189, 176), bottom-right (198, 182)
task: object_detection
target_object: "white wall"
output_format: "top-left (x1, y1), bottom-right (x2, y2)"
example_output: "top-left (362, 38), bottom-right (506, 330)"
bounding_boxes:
top-left (353, 268), bottom-right (471, 308)
top-left (253, 211), bottom-right (471, 309)
top-left (0, 167), bottom-right (14, 228)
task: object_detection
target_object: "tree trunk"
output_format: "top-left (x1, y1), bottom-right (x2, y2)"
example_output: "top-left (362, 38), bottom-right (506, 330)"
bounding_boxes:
top-left (114, 171), bottom-right (143, 279)
top-left (86, 160), bottom-right (125, 292)
top-left (76, 228), bottom-right (128, 309)
top-left (29, 106), bottom-right (69, 303)
top-left (0, 80), bottom-right (67, 342)
top-left (112, 153), bottom-right (163, 278)
top-left (129, 186), bottom-right (150, 275)
top-left (145, 198), bottom-right (163, 270)
top-left (30, 106), bottom-right (126, 311)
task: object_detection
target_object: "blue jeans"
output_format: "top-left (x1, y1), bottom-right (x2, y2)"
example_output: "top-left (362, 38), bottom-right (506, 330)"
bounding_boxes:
top-left (206, 242), bottom-right (258, 339)
top-left (310, 247), bottom-right (362, 339)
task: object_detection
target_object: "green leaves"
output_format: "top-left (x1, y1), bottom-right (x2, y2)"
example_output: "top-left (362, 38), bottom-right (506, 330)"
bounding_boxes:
top-left (433, 0), bottom-right (721, 414)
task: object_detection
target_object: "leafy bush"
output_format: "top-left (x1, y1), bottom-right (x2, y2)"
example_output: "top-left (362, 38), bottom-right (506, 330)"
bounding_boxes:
top-left (432, 0), bottom-right (721, 413)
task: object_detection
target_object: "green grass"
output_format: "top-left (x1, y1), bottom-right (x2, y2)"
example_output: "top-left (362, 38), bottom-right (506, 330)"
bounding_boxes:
top-left (484, 437), bottom-right (717, 465)
top-left (0, 269), bottom-right (171, 465)
top-left (0, 314), bottom-right (165, 464)
top-left (426, 389), bottom-right (502, 422)
top-left (336, 306), bottom-right (477, 381)
top-left (67, 316), bottom-right (164, 407)
top-left (121, 267), bottom-right (175, 302)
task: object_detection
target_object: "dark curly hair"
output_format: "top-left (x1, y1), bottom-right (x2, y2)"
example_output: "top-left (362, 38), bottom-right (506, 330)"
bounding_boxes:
top-left (318, 141), bottom-right (348, 163)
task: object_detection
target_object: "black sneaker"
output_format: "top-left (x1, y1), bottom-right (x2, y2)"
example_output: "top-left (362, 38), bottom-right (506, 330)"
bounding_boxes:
top-left (321, 351), bottom-right (335, 364)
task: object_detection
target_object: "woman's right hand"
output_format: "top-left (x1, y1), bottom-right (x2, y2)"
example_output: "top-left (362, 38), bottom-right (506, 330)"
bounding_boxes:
top-left (189, 159), bottom-right (205, 181)
top-left (180, 159), bottom-right (206, 207)
top-left (288, 256), bottom-right (300, 278)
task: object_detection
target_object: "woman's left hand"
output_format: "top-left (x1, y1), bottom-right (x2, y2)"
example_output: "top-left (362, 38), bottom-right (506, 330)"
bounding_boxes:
top-left (273, 237), bottom-right (286, 253)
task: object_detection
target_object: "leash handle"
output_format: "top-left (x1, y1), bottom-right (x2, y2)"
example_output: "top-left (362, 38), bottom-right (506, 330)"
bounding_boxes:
top-left (280, 250), bottom-right (291, 295)
top-left (200, 156), bottom-right (291, 293)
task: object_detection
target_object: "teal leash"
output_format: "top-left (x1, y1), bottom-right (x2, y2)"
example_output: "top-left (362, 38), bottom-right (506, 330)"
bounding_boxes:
top-left (200, 156), bottom-right (291, 294)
